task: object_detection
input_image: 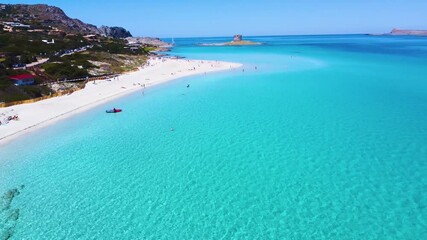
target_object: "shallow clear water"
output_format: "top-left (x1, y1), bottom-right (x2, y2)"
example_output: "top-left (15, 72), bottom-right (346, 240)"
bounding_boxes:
top-left (1, 35), bottom-right (427, 239)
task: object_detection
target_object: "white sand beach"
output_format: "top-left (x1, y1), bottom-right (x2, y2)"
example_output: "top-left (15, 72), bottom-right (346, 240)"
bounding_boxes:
top-left (0, 57), bottom-right (242, 145)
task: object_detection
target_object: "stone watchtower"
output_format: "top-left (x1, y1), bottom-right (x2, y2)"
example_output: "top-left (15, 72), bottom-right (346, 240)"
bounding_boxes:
top-left (233, 34), bottom-right (243, 42)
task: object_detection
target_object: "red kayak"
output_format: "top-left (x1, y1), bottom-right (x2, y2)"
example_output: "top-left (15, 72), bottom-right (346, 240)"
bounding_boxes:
top-left (106, 108), bottom-right (122, 113)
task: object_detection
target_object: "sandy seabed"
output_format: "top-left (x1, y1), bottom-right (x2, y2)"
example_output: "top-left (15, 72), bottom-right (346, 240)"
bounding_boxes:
top-left (0, 57), bottom-right (242, 145)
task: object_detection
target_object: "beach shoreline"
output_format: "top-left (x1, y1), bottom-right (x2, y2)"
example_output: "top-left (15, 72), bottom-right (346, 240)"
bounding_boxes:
top-left (0, 57), bottom-right (242, 146)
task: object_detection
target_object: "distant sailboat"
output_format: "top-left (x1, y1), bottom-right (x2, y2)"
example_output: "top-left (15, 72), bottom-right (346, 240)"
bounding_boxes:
top-left (171, 38), bottom-right (175, 46)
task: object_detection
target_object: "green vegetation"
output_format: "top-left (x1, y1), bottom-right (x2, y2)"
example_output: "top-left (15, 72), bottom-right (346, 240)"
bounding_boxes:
top-left (0, 31), bottom-right (91, 67)
top-left (0, 4), bottom-right (160, 104)
top-left (142, 46), bottom-right (158, 52)
top-left (42, 63), bottom-right (90, 80)
top-left (0, 30), bottom-right (152, 103)
top-left (92, 38), bottom-right (149, 55)
top-left (0, 68), bottom-right (51, 102)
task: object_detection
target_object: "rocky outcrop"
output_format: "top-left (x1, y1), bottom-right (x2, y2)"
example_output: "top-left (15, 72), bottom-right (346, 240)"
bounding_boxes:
top-left (233, 34), bottom-right (243, 42)
top-left (99, 26), bottom-right (132, 38)
top-left (2, 4), bottom-right (102, 35)
top-left (1, 4), bottom-right (134, 38)
top-left (126, 37), bottom-right (171, 47)
top-left (0, 185), bottom-right (24, 240)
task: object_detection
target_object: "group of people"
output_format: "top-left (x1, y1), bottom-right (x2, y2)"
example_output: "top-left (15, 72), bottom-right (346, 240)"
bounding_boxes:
top-left (0, 114), bottom-right (19, 126)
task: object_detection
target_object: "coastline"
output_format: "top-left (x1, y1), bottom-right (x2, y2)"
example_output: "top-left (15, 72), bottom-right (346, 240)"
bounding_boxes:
top-left (0, 57), bottom-right (242, 146)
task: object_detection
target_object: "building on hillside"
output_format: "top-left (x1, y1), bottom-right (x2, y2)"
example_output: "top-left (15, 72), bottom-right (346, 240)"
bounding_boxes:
top-left (12, 63), bottom-right (26, 69)
top-left (2, 22), bottom-right (30, 28)
top-left (2, 21), bottom-right (31, 32)
top-left (48, 29), bottom-right (66, 37)
top-left (10, 74), bottom-right (35, 86)
top-left (3, 25), bottom-right (13, 32)
top-left (83, 34), bottom-right (98, 41)
top-left (42, 39), bottom-right (55, 44)
top-left (28, 29), bottom-right (46, 33)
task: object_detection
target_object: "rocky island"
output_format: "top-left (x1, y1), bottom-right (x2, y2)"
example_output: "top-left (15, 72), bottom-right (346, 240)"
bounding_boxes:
top-left (200, 35), bottom-right (261, 46)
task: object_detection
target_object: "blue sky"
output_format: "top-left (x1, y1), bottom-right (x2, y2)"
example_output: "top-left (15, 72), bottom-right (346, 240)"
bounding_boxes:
top-left (2, 0), bottom-right (427, 37)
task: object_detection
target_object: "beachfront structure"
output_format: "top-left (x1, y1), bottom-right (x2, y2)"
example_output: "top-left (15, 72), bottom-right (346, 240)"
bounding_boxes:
top-left (10, 74), bottom-right (35, 86)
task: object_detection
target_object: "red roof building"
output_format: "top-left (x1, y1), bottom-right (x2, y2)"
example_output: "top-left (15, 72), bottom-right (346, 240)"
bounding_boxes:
top-left (10, 74), bottom-right (35, 86)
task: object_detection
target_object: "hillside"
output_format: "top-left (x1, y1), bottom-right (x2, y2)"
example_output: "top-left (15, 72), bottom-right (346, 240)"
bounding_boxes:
top-left (99, 26), bottom-right (132, 39)
top-left (0, 4), bottom-right (159, 104)
top-left (0, 29), bottom-right (150, 103)
top-left (0, 4), bottom-right (131, 38)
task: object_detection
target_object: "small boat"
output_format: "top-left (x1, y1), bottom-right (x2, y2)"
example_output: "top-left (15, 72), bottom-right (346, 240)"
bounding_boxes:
top-left (106, 108), bottom-right (122, 113)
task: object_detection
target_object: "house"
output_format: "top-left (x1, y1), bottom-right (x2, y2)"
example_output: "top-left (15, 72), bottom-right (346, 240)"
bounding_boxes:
top-left (2, 21), bottom-right (30, 32)
top-left (83, 34), bottom-right (98, 41)
top-left (2, 22), bottom-right (30, 28)
top-left (3, 25), bottom-right (13, 32)
top-left (42, 39), bottom-right (55, 44)
top-left (28, 29), bottom-right (46, 33)
top-left (10, 74), bottom-right (35, 86)
top-left (12, 63), bottom-right (26, 69)
top-left (48, 30), bottom-right (66, 37)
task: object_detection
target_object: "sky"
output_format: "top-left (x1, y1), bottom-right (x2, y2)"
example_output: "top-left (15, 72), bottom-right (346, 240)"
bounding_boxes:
top-left (2, 0), bottom-right (427, 38)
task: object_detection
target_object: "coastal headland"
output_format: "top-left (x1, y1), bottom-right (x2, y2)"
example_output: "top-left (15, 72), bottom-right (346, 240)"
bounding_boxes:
top-left (0, 58), bottom-right (242, 145)
top-left (369, 28), bottom-right (427, 37)
top-left (388, 28), bottom-right (427, 36)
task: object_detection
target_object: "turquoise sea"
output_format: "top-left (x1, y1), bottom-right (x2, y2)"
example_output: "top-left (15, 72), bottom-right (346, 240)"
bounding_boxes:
top-left (1, 35), bottom-right (427, 239)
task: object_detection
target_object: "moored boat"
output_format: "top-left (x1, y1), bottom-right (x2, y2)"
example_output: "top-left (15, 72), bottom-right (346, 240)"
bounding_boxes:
top-left (106, 108), bottom-right (122, 113)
